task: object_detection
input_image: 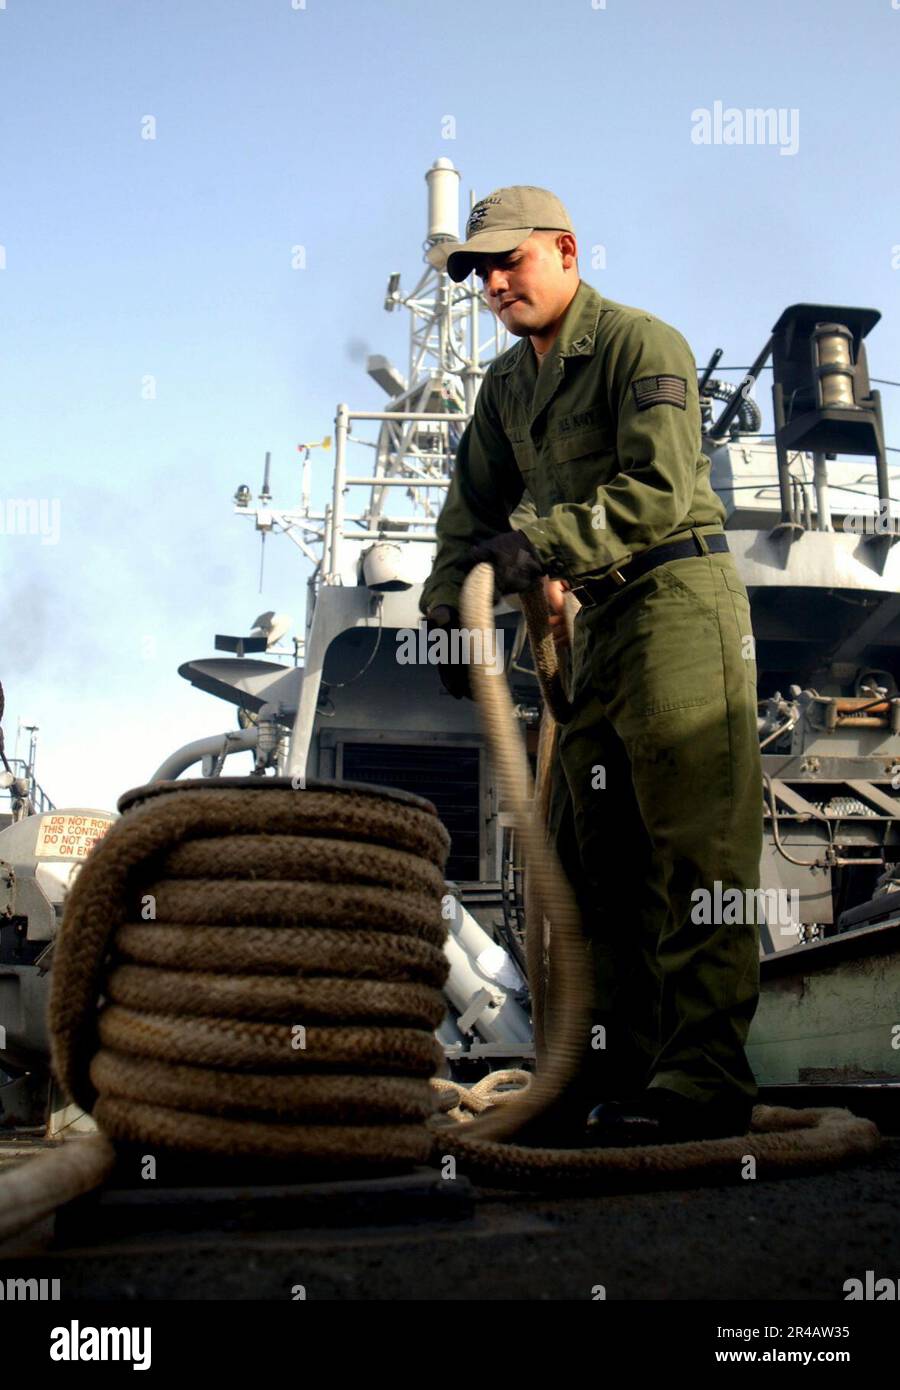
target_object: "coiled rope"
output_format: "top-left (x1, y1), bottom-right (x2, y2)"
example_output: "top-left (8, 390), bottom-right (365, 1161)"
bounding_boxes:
top-left (51, 783), bottom-right (450, 1163)
top-left (0, 571), bottom-right (881, 1241)
top-left (0, 782), bottom-right (450, 1242)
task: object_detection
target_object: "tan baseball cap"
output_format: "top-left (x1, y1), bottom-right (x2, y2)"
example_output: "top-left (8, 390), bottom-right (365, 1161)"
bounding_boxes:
top-left (427, 185), bottom-right (574, 283)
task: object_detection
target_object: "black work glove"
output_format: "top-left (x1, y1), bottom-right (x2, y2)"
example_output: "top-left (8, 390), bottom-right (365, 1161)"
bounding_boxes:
top-left (425, 604), bottom-right (473, 700)
top-left (465, 529), bottom-right (546, 597)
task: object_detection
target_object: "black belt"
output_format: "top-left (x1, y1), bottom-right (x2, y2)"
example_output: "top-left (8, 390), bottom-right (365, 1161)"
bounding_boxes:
top-left (570, 531), bottom-right (729, 607)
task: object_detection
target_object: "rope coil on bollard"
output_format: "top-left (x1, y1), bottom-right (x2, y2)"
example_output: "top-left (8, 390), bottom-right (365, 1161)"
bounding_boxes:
top-left (48, 782), bottom-right (450, 1170)
top-left (0, 570), bottom-right (883, 1241)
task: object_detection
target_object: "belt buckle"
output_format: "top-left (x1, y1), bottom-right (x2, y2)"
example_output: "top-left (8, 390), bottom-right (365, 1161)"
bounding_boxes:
top-left (569, 583), bottom-right (596, 608)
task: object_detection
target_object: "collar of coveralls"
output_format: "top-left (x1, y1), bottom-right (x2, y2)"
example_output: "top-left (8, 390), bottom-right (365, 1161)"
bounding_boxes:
top-left (491, 278), bottom-right (603, 376)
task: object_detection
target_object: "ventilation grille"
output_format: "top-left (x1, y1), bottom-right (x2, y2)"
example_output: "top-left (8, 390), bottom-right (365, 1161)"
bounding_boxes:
top-left (340, 742), bottom-right (480, 882)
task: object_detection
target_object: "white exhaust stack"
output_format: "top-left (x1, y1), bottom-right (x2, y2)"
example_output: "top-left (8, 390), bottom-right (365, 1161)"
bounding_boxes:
top-left (425, 157), bottom-right (460, 246)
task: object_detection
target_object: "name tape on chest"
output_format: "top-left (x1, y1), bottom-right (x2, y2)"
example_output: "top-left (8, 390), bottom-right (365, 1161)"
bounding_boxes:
top-left (631, 374), bottom-right (687, 411)
top-left (556, 407), bottom-right (600, 435)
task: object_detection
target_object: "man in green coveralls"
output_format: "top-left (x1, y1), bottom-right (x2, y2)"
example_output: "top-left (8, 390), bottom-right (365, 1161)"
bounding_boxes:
top-left (421, 186), bottom-right (763, 1143)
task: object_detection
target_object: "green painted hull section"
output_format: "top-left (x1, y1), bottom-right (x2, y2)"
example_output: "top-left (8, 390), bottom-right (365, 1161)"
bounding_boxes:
top-left (748, 922), bottom-right (900, 1086)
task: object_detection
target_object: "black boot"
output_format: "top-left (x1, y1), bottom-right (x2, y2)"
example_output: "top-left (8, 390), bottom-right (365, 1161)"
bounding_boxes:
top-left (585, 1087), bottom-right (753, 1146)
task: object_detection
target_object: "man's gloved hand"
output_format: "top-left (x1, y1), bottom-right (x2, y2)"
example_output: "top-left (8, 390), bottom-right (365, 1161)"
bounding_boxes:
top-left (425, 604), bottom-right (473, 700)
top-left (465, 529), bottom-right (546, 597)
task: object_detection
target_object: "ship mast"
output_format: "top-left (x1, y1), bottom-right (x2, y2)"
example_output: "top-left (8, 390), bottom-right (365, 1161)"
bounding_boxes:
top-left (233, 158), bottom-right (510, 601)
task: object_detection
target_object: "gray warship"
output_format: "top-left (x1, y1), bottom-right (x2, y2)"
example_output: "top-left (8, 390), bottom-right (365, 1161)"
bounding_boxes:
top-left (1, 164), bottom-right (898, 1298)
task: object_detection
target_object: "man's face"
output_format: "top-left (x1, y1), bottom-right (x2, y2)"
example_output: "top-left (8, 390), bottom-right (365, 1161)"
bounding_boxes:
top-left (473, 231), bottom-right (576, 337)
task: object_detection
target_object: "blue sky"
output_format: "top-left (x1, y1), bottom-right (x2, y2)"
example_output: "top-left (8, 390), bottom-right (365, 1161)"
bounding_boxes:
top-left (1, 0), bottom-right (899, 811)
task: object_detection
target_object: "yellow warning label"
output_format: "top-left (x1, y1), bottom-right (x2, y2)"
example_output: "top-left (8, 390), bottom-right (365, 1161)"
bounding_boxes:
top-left (34, 814), bottom-right (114, 860)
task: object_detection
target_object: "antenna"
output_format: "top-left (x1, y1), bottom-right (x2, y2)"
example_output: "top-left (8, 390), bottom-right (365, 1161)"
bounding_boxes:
top-left (297, 436), bottom-right (331, 513)
top-left (259, 452), bottom-right (272, 594)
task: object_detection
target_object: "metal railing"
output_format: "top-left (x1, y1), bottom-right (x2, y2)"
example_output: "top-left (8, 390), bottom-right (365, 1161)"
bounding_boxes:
top-left (325, 406), bottom-right (467, 583)
top-left (1, 758), bottom-right (55, 815)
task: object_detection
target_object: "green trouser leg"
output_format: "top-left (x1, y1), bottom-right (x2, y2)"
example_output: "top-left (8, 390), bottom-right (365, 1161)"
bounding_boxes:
top-left (552, 547), bottom-right (763, 1116)
top-left (546, 716), bottom-right (663, 1103)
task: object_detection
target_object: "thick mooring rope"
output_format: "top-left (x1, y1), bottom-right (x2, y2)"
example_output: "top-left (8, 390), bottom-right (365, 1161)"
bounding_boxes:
top-left (0, 784), bottom-right (455, 1240)
top-left (519, 583), bottom-right (574, 727)
top-left (519, 583), bottom-right (579, 1058)
top-left (0, 575), bottom-right (882, 1242)
top-left (49, 785), bottom-right (450, 1165)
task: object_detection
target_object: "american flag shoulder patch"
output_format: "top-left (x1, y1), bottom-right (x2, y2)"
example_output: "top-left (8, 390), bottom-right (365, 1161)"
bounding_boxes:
top-left (631, 374), bottom-right (687, 411)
